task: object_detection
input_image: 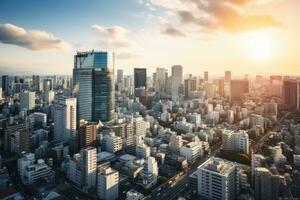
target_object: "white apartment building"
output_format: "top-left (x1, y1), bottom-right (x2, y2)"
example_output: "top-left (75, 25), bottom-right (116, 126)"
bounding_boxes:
top-left (53, 96), bottom-right (77, 144)
top-left (222, 130), bottom-right (249, 154)
top-left (197, 157), bottom-right (237, 200)
top-left (97, 167), bottom-right (119, 200)
top-left (180, 141), bottom-right (202, 163)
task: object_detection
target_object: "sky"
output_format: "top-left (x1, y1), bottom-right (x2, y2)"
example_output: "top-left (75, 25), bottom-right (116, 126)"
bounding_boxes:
top-left (0, 0), bottom-right (299, 76)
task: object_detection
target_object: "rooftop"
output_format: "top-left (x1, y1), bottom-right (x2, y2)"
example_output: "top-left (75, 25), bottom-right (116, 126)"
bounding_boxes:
top-left (199, 157), bottom-right (236, 175)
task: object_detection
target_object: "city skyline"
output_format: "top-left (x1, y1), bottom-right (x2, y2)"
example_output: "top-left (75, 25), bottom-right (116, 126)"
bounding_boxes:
top-left (0, 0), bottom-right (299, 75)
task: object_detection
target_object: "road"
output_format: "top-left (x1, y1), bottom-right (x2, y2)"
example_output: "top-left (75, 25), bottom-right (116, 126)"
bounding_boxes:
top-left (146, 146), bottom-right (221, 200)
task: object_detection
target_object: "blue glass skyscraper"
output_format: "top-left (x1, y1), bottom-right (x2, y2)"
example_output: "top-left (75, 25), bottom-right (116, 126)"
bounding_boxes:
top-left (73, 51), bottom-right (115, 122)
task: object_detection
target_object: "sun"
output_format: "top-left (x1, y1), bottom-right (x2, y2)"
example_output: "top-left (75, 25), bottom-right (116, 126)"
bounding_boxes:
top-left (238, 30), bottom-right (276, 62)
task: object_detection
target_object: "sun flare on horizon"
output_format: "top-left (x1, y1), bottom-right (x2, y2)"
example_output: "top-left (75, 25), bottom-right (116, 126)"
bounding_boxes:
top-left (239, 30), bottom-right (278, 62)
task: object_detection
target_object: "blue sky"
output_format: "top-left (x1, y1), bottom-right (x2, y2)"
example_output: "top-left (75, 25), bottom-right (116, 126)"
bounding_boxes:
top-left (0, 0), bottom-right (146, 45)
top-left (0, 0), bottom-right (299, 76)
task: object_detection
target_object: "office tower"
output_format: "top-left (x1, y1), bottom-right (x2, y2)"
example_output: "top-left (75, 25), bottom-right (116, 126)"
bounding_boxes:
top-left (134, 68), bottom-right (147, 89)
top-left (78, 120), bottom-right (98, 149)
top-left (218, 79), bottom-right (225, 96)
top-left (184, 78), bottom-right (197, 99)
top-left (171, 65), bottom-right (183, 100)
top-left (155, 67), bottom-right (167, 92)
top-left (140, 156), bottom-right (158, 189)
top-left (117, 69), bottom-right (123, 83)
top-left (197, 157), bottom-right (236, 200)
top-left (44, 90), bottom-right (55, 105)
top-left (204, 71), bottom-right (209, 82)
top-left (81, 147), bottom-right (97, 188)
top-left (225, 71), bottom-right (231, 82)
top-left (254, 167), bottom-right (281, 200)
top-left (2, 75), bottom-right (10, 96)
top-left (222, 130), bottom-right (249, 154)
top-left (283, 79), bottom-right (300, 109)
top-left (0, 87), bottom-right (2, 100)
top-left (116, 69), bottom-right (124, 91)
top-left (53, 96), bottom-right (77, 144)
top-left (230, 80), bottom-right (249, 102)
top-left (43, 78), bottom-right (53, 92)
top-left (32, 75), bottom-right (40, 93)
top-left (73, 51), bottom-right (115, 122)
top-left (97, 166), bottom-right (119, 200)
top-left (4, 123), bottom-right (31, 155)
top-left (20, 90), bottom-right (35, 111)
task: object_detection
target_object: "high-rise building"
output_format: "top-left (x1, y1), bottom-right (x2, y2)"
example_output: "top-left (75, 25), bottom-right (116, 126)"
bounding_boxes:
top-left (2, 75), bottom-right (10, 96)
top-left (204, 71), bottom-right (209, 82)
top-left (197, 157), bottom-right (237, 200)
top-left (73, 51), bottom-right (115, 122)
top-left (169, 134), bottom-right (182, 153)
top-left (53, 96), bottom-right (77, 144)
top-left (105, 133), bottom-right (122, 153)
top-left (116, 69), bottom-right (124, 91)
top-left (155, 67), bottom-right (167, 92)
top-left (78, 120), bottom-right (98, 149)
top-left (254, 167), bottom-right (281, 200)
top-left (171, 65), bottom-right (183, 100)
top-left (134, 68), bottom-right (147, 89)
top-left (97, 166), bottom-right (119, 200)
top-left (184, 78), bottom-right (197, 99)
top-left (68, 147), bottom-right (97, 188)
top-left (20, 90), bottom-right (35, 111)
top-left (44, 90), bottom-right (55, 105)
top-left (225, 71), bottom-right (231, 82)
top-left (4, 123), bottom-right (31, 155)
top-left (117, 69), bottom-right (123, 83)
top-left (230, 80), bottom-right (249, 102)
top-left (81, 147), bottom-right (97, 188)
top-left (222, 130), bottom-right (249, 154)
top-left (140, 156), bottom-right (158, 189)
top-left (218, 79), bottom-right (225, 97)
top-left (282, 79), bottom-right (300, 109)
top-left (32, 75), bottom-right (40, 93)
top-left (43, 78), bottom-right (53, 92)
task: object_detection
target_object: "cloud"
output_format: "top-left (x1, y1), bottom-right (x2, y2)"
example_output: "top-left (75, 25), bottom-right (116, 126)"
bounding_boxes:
top-left (91, 24), bottom-right (140, 60)
top-left (91, 24), bottom-right (135, 48)
top-left (161, 26), bottom-right (186, 37)
top-left (188, 0), bottom-right (282, 33)
top-left (141, 0), bottom-right (281, 34)
top-left (0, 23), bottom-right (70, 51)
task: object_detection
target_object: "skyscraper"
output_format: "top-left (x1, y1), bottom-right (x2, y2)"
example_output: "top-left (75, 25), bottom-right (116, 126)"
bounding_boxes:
top-left (171, 65), bottom-right (183, 100)
top-left (225, 71), bottom-right (231, 82)
top-left (2, 75), bottom-right (10, 96)
top-left (155, 67), bottom-right (167, 92)
top-left (53, 96), bottom-right (77, 143)
top-left (73, 51), bottom-right (115, 122)
top-left (283, 79), bottom-right (300, 109)
top-left (230, 80), bottom-right (249, 102)
top-left (204, 71), bottom-right (209, 82)
top-left (20, 90), bottom-right (35, 111)
top-left (134, 68), bottom-right (147, 89)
